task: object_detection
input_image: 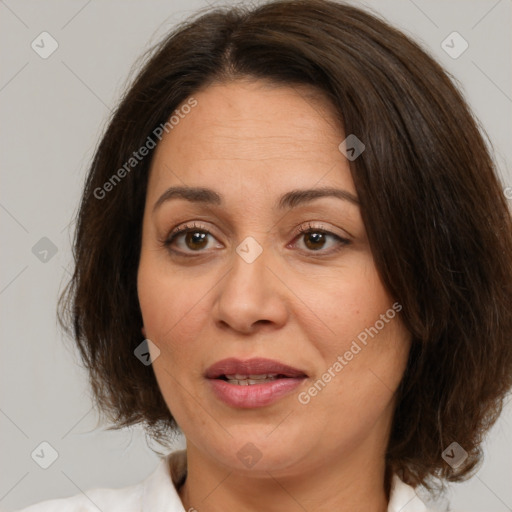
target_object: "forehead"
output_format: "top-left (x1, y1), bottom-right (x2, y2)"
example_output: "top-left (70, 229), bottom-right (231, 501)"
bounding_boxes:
top-left (148, 79), bottom-right (354, 197)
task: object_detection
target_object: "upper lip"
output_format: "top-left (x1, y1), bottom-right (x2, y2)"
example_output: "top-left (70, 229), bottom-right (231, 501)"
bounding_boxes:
top-left (205, 358), bottom-right (308, 379)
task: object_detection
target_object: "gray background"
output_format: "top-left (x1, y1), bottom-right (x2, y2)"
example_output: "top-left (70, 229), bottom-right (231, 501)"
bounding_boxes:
top-left (0, 0), bottom-right (511, 511)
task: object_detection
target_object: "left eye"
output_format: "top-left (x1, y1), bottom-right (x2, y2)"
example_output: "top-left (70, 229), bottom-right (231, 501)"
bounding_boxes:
top-left (291, 227), bottom-right (350, 254)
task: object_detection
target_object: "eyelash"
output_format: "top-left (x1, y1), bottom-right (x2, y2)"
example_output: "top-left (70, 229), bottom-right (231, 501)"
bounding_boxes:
top-left (163, 221), bottom-right (350, 257)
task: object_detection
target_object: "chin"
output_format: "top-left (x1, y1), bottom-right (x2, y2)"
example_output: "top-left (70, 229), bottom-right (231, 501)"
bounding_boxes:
top-left (205, 427), bottom-right (313, 474)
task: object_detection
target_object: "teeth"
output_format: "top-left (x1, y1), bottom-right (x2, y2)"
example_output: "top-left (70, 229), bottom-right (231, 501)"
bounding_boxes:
top-left (226, 378), bottom-right (277, 385)
top-left (224, 374), bottom-right (280, 385)
top-left (225, 373), bottom-right (279, 380)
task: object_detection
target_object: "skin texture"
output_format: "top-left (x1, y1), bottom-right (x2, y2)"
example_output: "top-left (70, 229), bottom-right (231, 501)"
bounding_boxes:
top-left (137, 79), bottom-right (412, 512)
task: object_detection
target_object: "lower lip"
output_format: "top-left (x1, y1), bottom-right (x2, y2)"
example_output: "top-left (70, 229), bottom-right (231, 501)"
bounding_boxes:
top-left (208, 377), bottom-right (306, 408)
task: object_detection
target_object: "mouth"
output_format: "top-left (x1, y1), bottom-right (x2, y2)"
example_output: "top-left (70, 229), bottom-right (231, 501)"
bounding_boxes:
top-left (205, 358), bottom-right (308, 408)
top-left (205, 357), bottom-right (308, 380)
top-left (217, 373), bottom-right (292, 385)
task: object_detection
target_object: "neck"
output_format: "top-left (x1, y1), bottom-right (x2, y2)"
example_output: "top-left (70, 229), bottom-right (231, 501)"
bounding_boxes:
top-left (178, 444), bottom-right (390, 512)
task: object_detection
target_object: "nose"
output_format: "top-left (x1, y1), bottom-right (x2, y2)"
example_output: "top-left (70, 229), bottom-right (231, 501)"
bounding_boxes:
top-left (212, 240), bottom-right (289, 335)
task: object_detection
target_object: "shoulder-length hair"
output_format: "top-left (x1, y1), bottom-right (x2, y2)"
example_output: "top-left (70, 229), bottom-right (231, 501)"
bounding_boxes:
top-left (58, 0), bottom-right (512, 491)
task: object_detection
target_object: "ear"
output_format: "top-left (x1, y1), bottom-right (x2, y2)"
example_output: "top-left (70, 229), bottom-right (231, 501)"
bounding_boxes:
top-left (141, 326), bottom-right (147, 338)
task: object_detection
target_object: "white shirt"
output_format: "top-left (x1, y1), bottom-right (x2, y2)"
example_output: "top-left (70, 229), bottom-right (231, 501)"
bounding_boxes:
top-left (15, 449), bottom-right (436, 511)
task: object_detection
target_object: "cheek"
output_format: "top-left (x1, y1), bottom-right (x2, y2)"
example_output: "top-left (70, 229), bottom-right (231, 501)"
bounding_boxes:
top-left (137, 261), bottom-right (214, 415)
top-left (323, 316), bottom-right (410, 414)
top-left (296, 256), bottom-right (410, 402)
top-left (137, 258), bottom-right (212, 356)
top-left (295, 256), bottom-right (393, 353)
top-left (307, 317), bottom-right (410, 442)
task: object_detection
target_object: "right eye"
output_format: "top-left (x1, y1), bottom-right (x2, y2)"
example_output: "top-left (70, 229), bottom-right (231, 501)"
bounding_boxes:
top-left (163, 222), bottom-right (223, 255)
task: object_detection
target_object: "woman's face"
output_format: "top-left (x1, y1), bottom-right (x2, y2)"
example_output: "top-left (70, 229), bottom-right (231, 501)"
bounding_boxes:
top-left (137, 79), bottom-right (412, 477)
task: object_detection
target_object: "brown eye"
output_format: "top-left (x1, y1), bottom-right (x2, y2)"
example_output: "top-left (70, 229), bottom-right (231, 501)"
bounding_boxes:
top-left (303, 231), bottom-right (328, 250)
top-left (164, 223), bottom-right (222, 255)
top-left (292, 224), bottom-right (351, 255)
top-left (183, 230), bottom-right (208, 250)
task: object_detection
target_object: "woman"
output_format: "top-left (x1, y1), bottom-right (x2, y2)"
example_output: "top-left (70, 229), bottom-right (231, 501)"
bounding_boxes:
top-left (17, 0), bottom-right (512, 510)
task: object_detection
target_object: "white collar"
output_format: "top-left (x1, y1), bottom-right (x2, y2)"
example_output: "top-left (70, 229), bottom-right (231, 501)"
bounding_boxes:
top-left (141, 450), bottom-right (432, 512)
top-left (142, 450), bottom-right (187, 511)
top-left (388, 473), bottom-right (430, 511)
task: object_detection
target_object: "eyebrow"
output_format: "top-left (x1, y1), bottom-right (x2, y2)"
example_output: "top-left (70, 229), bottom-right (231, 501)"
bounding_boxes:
top-left (152, 185), bottom-right (359, 214)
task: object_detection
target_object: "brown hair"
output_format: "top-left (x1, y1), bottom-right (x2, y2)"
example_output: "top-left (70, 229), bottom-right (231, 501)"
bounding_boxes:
top-left (58, 0), bottom-right (512, 493)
